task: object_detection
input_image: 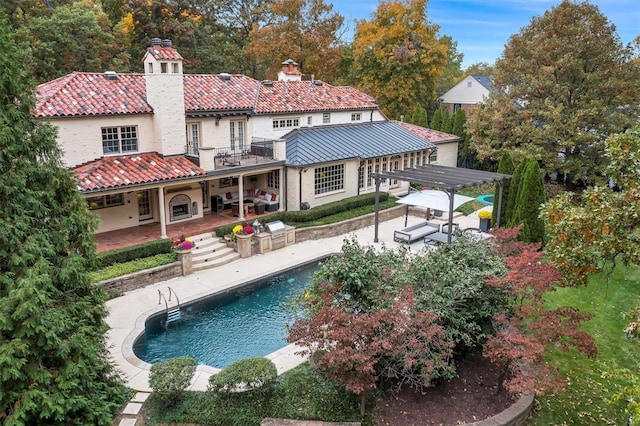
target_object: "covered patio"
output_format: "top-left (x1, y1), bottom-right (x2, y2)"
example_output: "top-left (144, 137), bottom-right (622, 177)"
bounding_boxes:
top-left (372, 164), bottom-right (511, 244)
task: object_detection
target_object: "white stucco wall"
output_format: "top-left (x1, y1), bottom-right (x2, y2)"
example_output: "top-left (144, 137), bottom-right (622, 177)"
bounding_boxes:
top-left (292, 160), bottom-right (362, 210)
top-left (431, 142), bottom-right (459, 168)
top-left (53, 116), bottom-right (156, 168)
top-left (91, 191), bottom-right (147, 233)
top-left (250, 110), bottom-right (386, 140)
top-left (144, 73), bottom-right (186, 156)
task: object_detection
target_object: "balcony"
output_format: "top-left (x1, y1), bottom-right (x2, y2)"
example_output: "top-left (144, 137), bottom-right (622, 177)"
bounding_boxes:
top-left (185, 138), bottom-right (283, 171)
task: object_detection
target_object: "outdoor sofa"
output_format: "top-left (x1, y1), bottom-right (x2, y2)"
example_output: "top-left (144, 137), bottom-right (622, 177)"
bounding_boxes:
top-left (393, 221), bottom-right (440, 244)
top-left (221, 188), bottom-right (280, 211)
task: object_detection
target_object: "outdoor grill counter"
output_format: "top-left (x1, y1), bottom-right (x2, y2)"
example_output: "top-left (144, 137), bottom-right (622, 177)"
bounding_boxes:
top-left (255, 221), bottom-right (295, 254)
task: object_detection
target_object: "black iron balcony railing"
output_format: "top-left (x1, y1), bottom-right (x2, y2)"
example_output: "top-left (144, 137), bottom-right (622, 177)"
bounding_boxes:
top-left (211, 138), bottom-right (276, 167)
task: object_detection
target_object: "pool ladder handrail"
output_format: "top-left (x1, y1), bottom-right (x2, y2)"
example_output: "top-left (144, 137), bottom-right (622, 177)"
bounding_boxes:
top-left (158, 287), bottom-right (181, 325)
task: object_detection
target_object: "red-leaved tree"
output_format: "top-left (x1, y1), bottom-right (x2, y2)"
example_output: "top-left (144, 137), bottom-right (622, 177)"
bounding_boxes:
top-left (288, 287), bottom-right (453, 415)
top-left (483, 229), bottom-right (597, 395)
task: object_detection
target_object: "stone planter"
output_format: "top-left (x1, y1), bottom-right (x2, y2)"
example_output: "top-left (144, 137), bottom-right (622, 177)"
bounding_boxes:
top-left (175, 249), bottom-right (193, 276)
top-left (236, 233), bottom-right (253, 258)
top-left (479, 218), bottom-right (491, 232)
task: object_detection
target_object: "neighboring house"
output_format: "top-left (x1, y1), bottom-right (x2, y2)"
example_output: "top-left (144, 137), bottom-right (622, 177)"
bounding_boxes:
top-left (439, 75), bottom-right (493, 115)
top-left (34, 38), bottom-right (459, 238)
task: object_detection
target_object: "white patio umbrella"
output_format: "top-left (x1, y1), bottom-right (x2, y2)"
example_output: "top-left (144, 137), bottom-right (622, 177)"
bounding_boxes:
top-left (396, 190), bottom-right (474, 211)
top-left (396, 190), bottom-right (475, 229)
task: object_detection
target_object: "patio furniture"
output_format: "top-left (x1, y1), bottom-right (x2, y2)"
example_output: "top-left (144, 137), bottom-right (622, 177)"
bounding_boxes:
top-left (462, 227), bottom-right (493, 240)
top-left (231, 202), bottom-right (248, 217)
top-left (424, 232), bottom-right (457, 245)
top-left (394, 221), bottom-right (439, 244)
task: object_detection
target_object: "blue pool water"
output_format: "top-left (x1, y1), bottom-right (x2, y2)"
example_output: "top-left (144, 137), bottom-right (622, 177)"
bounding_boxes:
top-left (133, 259), bottom-right (325, 368)
top-left (477, 194), bottom-right (494, 205)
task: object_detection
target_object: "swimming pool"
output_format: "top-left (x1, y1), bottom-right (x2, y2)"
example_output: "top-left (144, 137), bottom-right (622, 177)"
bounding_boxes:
top-left (133, 258), bottom-right (325, 369)
top-left (477, 194), bottom-right (494, 205)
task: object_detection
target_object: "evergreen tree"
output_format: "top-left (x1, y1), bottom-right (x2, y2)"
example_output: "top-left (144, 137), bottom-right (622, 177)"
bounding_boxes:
top-left (429, 107), bottom-right (443, 130)
top-left (0, 20), bottom-right (128, 424)
top-left (511, 160), bottom-right (546, 243)
top-left (442, 109), bottom-right (453, 133)
top-left (452, 108), bottom-right (468, 166)
top-left (411, 103), bottom-right (428, 127)
top-left (505, 158), bottom-right (529, 226)
top-left (492, 151), bottom-right (515, 226)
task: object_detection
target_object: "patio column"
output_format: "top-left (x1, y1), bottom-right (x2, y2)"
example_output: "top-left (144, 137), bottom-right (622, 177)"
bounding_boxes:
top-left (374, 178), bottom-right (381, 243)
top-left (158, 186), bottom-right (167, 239)
top-left (496, 180), bottom-right (505, 227)
top-left (238, 174), bottom-right (245, 220)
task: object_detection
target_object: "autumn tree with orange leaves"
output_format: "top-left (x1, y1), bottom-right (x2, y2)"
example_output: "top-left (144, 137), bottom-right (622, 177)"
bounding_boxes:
top-left (352, 0), bottom-right (448, 119)
top-left (247, 0), bottom-right (345, 82)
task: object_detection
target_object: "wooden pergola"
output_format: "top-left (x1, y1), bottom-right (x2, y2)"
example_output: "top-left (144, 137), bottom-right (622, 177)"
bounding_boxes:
top-left (372, 164), bottom-right (512, 243)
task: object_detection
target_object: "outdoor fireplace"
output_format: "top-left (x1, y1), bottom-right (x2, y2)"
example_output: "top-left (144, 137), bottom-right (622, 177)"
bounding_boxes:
top-left (169, 194), bottom-right (192, 221)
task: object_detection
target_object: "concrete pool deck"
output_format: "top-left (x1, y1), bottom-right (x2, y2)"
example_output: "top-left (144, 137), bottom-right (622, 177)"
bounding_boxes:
top-left (105, 211), bottom-right (489, 392)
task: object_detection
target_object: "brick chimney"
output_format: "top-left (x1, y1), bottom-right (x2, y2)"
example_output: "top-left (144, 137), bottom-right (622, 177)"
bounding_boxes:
top-left (277, 59), bottom-right (303, 82)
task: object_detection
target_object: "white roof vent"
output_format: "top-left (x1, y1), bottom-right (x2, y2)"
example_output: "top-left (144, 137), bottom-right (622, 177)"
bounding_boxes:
top-left (219, 73), bottom-right (231, 81)
top-left (104, 71), bottom-right (118, 81)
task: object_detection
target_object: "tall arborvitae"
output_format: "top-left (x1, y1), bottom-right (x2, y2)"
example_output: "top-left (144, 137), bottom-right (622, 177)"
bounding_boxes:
top-left (430, 107), bottom-right (443, 130)
top-left (505, 158), bottom-right (529, 226)
top-left (492, 151), bottom-right (515, 226)
top-left (512, 160), bottom-right (546, 243)
top-left (442, 109), bottom-right (453, 133)
top-left (0, 19), bottom-right (128, 424)
top-left (411, 103), bottom-right (428, 127)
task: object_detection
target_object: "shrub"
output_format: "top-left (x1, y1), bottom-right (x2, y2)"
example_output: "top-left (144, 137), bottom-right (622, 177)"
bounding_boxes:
top-left (149, 357), bottom-right (197, 407)
top-left (96, 238), bottom-right (173, 268)
top-left (208, 357), bottom-right (277, 394)
top-left (89, 253), bottom-right (177, 283)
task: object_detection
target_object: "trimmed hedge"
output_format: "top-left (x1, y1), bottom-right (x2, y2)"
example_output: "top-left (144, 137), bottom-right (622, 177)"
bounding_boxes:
top-left (214, 193), bottom-right (390, 237)
top-left (209, 357), bottom-right (278, 393)
top-left (96, 238), bottom-right (173, 268)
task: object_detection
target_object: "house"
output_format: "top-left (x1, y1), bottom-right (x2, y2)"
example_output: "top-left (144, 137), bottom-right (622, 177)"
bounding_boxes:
top-left (34, 38), bottom-right (459, 239)
top-left (439, 75), bottom-right (493, 115)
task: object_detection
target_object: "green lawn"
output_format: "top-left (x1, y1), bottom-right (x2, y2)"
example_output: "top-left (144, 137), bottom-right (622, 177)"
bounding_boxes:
top-left (531, 265), bottom-right (640, 425)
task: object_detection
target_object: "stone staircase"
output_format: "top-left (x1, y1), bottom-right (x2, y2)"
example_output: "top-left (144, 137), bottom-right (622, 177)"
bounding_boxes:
top-left (189, 232), bottom-right (241, 272)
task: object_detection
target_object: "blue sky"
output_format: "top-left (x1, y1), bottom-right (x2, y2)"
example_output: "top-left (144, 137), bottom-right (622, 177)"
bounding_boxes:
top-left (332, 0), bottom-right (640, 68)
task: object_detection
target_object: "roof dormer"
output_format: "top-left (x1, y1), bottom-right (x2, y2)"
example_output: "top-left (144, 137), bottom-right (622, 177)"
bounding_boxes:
top-left (143, 38), bottom-right (183, 75)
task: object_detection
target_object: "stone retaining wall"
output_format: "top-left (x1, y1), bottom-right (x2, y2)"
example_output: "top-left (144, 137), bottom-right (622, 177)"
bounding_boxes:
top-left (466, 393), bottom-right (534, 426)
top-left (294, 206), bottom-right (405, 243)
top-left (96, 262), bottom-right (182, 293)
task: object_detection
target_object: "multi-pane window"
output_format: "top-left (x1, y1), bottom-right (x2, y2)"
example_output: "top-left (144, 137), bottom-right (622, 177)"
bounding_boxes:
top-left (272, 118), bottom-right (300, 129)
top-left (87, 193), bottom-right (124, 210)
top-left (429, 149), bottom-right (438, 163)
top-left (102, 126), bottom-right (138, 154)
top-left (267, 170), bottom-right (280, 189)
top-left (323, 113), bottom-right (331, 124)
top-left (351, 113), bottom-right (361, 121)
top-left (314, 164), bottom-right (344, 195)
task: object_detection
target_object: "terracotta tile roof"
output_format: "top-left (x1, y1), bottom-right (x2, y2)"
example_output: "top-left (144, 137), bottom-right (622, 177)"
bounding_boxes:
top-left (35, 72), bottom-right (152, 118)
top-left (74, 152), bottom-right (207, 192)
top-left (393, 121), bottom-right (460, 144)
top-left (144, 46), bottom-right (184, 61)
top-left (254, 80), bottom-right (378, 114)
top-left (183, 74), bottom-right (259, 112)
top-left (35, 72), bottom-right (379, 118)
